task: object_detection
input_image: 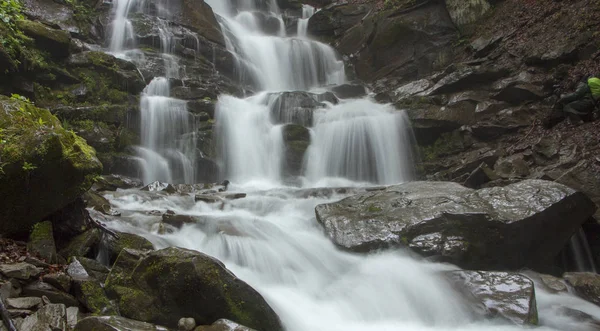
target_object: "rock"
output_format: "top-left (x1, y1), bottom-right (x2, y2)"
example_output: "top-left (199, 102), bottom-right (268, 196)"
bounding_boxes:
top-left (195, 194), bottom-right (224, 204)
top-left (178, 317), bottom-right (196, 331)
top-left (494, 154), bottom-right (531, 179)
top-left (169, 0), bottom-right (224, 45)
top-left (59, 229), bottom-right (102, 259)
top-left (282, 124), bottom-right (311, 176)
top-left (0, 96), bottom-right (102, 236)
top-left (333, 3), bottom-right (456, 82)
top-left (162, 212), bottom-right (201, 229)
top-left (83, 190), bottom-right (121, 216)
top-left (315, 180), bottom-right (597, 270)
top-left (104, 247), bottom-right (283, 330)
top-left (67, 306), bottom-right (79, 329)
top-left (330, 84), bottom-right (367, 99)
top-left (20, 303), bottom-right (67, 331)
top-left (315, 92), bottom-right (339, 104)
top-left (196, 319), bottom-right (257, 331)
top-left (307, 4), bottom-right (372, 40)
top-left (28, 221), bottom-right (58, 264)
top-left (77, 256), bottom-right (110, 283)
top-left (470, 35), bottom-right (503, 58)
top-left (187, 99), bottom-right (216, 118)
top-left (16, 20), bottom-right (71, 58)
top-left (5, 297), bottom-right (42, 310)
top-left (393, 79), bottom-right (432, 101)
top-left (539, 274), bottom-right (568, 293)
top-left (23, 281), bottom-right (79, 307)
top-left (546, 160), bottom-right (600, 219)
top-left (42, 272), bottom-right (72, 293)
top-left (74, 315), bottom-right (169, 331)
top-left (564, 272), bottom-right (600, 306)
top-left (0, 280), bottom-right (22, 300)
top-left (67, 258), bottom-right (117, 315)
top-left (68, 51), bottom-right (146, 94)
top-left (0, 263), bottom-right (42, 280)
top-left (429, 65), bottom-right (509, 95)
top-left (446, 148), bottom-right (500, 180)
top-left (93, 175), bottom-right (143, 191)
top-left (446, 271), bottom-right (538, 325)
top-left (463, 162), bottom-right (497, 189)
top-left (267, 91), bottom-right (323, 126)
top-left (104, 232), bottom-right (154, 265)
top-left (142, 181), bottom-right (178, 193)
top-left (445, 0), bottom-right (492, 31)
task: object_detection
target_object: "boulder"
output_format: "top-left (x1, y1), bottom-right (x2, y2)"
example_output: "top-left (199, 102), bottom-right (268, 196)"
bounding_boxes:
top-left (23, 281), bottom-right (79, 307)
top-left (28, 221), bottom-right (58, 264)
top-left (282, 124), bottom-right (311, 176)
top-left (564, 273), bottom-right (600, 306)
top-left (315, 180), bottom-right (597, 270)
top-left (0, 96), bottom-right (102, 236)
top-left (178, 317), bottom-right (196, 331)
top-left (5, 297), bottom-right (42, 310)
top-left (307, 4), bottom-right (372, 40)
top-left (42, 272), bottom-right (72, 293)
top-left (104, 247), bottom-right (283, 330)
top-left (68, 258), bottom-right (118, 315)
top-left (74, 315), bottom-right (168, 331)
top-left (93, 175), bottom-right (143, 191)
top-left (169, 0), bottom-right (224, 45)
top-left (17, 20), bottom-right (71, 58)
top-left (0, 263), bottom-right (42, 280)
top-left (19, 303), bottom-right (67, 331)
top-left (59, 229), bottom-right (102, 259)
top-left (446, 271), bottom-right (538, 325)
top-left (83, 190), bottom-right (121, 216)
top-left (104, 232), bottom-right (154, 265)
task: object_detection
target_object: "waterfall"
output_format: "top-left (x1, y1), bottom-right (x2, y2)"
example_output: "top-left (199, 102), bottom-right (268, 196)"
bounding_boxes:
top-left (297, 4), bottom-right (315, 37)
top-left (564, 227), bottom-right (598, 273)
top-left (108, 0), bottom-right (197, 184)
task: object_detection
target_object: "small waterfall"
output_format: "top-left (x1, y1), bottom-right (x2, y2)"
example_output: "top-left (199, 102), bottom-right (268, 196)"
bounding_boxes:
top-left (137, 78), bottom-right (196, 184)
top-left (305, 100), bottom-right (415, 184)
top-left (109, 0), bottom-right (137, 52)
top-left (297, 5), bottom-right (315, 37)
top-left (564, 227), bottom-right (598, 273)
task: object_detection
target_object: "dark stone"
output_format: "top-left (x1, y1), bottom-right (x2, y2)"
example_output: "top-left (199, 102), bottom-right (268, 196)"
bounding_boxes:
top-left (564, 273), bottom-right (600, 306)
top-left (74, 316), bottom-right (167, 331)
top-left (315, 180), bottom-right (597, 270)
top-left (104, 247), bottom-right (284, 330)
top-left (23, 281), bottom-right (79, 307)
top-left (282, 124), bottom-right (311, 176)
top-left (330, 84), bottom-right (367, 99)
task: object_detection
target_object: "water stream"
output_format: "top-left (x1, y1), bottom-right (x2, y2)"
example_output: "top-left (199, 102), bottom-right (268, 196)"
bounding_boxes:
top-left (104, 0), bottom-right (600, 330)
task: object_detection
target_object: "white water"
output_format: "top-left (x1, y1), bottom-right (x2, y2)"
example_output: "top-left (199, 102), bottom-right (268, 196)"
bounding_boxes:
top-left (297, 4), bottom-right (315, 37)
top-left (104, 0), bottom-right (600, 330)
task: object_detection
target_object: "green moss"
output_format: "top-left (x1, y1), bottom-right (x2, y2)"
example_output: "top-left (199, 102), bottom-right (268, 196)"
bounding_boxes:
top-left (419, 131), bottom-right (464, 162)
top-left (17, 20), bottom-right (70, 46)
top-left (80, 280), bottom-right (118, 315)
top-left (366, 204), bottom-right (382, 213)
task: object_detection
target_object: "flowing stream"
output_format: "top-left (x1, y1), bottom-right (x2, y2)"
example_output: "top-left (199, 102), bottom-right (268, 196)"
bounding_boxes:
top-left (103, 0), bottom-right (600, 330)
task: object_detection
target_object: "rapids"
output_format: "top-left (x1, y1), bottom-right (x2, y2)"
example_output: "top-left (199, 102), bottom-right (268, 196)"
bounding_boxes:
top-left (103, 0), bottom-right (600, 330)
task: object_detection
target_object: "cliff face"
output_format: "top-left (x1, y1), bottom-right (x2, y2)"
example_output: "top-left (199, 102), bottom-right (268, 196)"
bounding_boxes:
top-left (308, 0), bottom-right (600, 263)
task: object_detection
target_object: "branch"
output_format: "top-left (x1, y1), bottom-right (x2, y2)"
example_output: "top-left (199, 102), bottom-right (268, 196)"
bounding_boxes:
top-left (0, 296), bottom-right (16, 331)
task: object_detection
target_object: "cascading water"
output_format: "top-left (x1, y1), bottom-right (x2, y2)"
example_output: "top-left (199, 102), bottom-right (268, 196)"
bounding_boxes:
top-left (103, 1), bottom-right (600, 330)
top-left (297, 4), bottom-right (315, 37)
top-left (108, 0), bottom-right (197, 184)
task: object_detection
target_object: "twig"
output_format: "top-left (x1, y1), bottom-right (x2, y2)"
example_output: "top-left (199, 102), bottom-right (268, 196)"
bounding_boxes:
top-left (87, 214), bottom-right (120, 239)
top-left (0, 296), bottom-right (17, 331)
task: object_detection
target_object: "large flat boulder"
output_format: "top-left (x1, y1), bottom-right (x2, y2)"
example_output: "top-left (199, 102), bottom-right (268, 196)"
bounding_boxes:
top-left (0, 96), bottom-right (102, 235)
top-left (315, 180), bottom-right (596, 270)
top-left (104, 248), bottom-right (283, 330)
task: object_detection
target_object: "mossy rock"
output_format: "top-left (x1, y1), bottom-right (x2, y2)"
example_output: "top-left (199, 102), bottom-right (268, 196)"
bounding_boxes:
top-left (104, 232), bottom-right (154, 265)
top-left (17, 20), bottom-right (71, 58)
top-left (74, 278), bottom-right (119, 315)
top-left (74, 315), bottom-right (167, 331)
top-left (282, 124), bottom-right (310, 176)
top-left (104, 247), bottom-right (284, 330)
top-left (59, 228), bottom-right (102, 259)
top-left (28, 221), bottom-right (58, 263)
top-left (0, 96), bottom-right (102, 236)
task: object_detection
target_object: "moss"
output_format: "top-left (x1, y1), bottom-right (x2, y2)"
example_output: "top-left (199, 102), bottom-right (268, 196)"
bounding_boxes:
top-left (59, 229), bottom-right (101, 259)
top-left (28, 221), bottom-right (57, 263)
top-left (419, 131), bottom-right (464, 162)
top-left (366, 204), bottom-right (382, 213)
top-left (17, 20), bottom-right (70, 47)
top-left (79, 280), bottom-right (118, 315)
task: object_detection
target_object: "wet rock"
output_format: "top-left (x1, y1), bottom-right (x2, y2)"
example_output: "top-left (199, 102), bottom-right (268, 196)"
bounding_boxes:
top-left (178, 317), bottom-right (196, 331)
top-left (92, 175), bottom-right (143, 192)
top-left (429, 65), bottom-right (509, 95)
top-left (315, 180), bottom-right (597, 270)
top-left (463, 162), bottom-right (497, 189)
top-left (23, 281), bottom-right (79, 307)
top-left (0, 96), bottom-right (102, 236)
top-left (169, 0), bottom-right (224, 45)
top-left (315, 91), bottom-right (339, 104)
top-left (0, 263), bottom-right (42, 280)
top-left (43, 272), bottom-right (72, 293)
top-left (104, 247), bottom-right (283, 330)
top-left (267, 91), bottom-right (323, 126)
top-left (83, 190), bottom-right (121, 216)
top-left (74, 315), bottom-right (169, 331)
top-left (330, 84), bottom-right (367, 99)
top-left (564, 272), bottom-right (600, 306)
top-left (307, 3), bottom-right (371, 40)
top-left (5, 297), bottom-right (42, 310)
top-left (446, 271), bottom-right (538, 325)
top-left (0, 280), bottom-right (22, 300)
top-left (162, 211), bottom-right (202, 229)
top-left (67, 306), bottom-right (79, 329)
top-left (59, 229), bottom-right (102, 260)
top-left (539, 274), bottom-right (568, 293)
top-left (142, 181), bottom-right (178, 194)
top-left (69, 260), bottom-right (118, 315)
top-left (187, 99), bottom-right (216, 118)
top-left (470, 35), bottom-right (503, 58)
top-left (282, 124), bottom-right (311, 176)
top-left (77, 256), bottom-right (110, 283)
top-left (494, 154), bottom-right (531, 179)
top-left (17, 20), bottom-right (70, 58)
top-left (221, 193), bottom-right (247, 200)
top-left (27, 221), bottom-right (58, 264)
top-left (20, 303), bottom-right (67, 331)
top-left (393, 79), bottom-right (432, 101)
top-left (546, 160), bottom-right (600, 219)
top-left (447, 148), bottom-right (500, 180)
top-left (195, 195), bottom-right (224, 204)
top-left (196, 319), bottom-right (257, 331)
